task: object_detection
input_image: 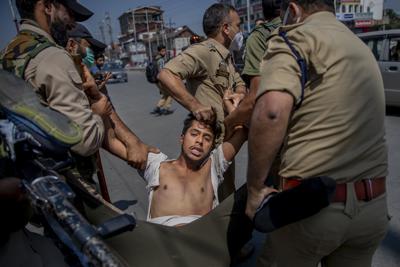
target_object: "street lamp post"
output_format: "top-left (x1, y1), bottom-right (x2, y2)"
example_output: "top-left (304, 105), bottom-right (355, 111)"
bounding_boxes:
top-left (130, 9), bottom-right (139, 60)
top-left (246, 0), bottom-right (251, 32)
top-left (8, 0), bottom-right (19, 32)
top-left (145, 7), bottom-right (153, 60)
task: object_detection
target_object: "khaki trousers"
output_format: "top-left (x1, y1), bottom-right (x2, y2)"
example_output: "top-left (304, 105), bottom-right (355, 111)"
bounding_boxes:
top-left (84, 184), bottom-right (253, 267)
top-left (257, 194), bottom-right (389, 267)
top-left (156, 83), bottom-right (172, 109)
top-left (0, 229), bottom-right (68, 267)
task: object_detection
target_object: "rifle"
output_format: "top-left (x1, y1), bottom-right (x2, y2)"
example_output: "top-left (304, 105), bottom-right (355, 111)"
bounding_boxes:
top-left (0, 70), bottom-right (135, 267)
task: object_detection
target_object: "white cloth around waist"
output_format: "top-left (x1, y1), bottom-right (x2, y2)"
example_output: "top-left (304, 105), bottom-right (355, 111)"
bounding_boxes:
top-left (148, 215), bottom-right (202, 227)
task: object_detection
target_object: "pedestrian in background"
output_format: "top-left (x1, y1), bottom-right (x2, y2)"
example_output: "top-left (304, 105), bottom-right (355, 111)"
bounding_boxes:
top-left (150, 45), bottom-right (174, 115)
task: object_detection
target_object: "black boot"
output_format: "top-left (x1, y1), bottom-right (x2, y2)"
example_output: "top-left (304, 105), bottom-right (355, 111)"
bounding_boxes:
top-left (150, 107), bottom-right (161, 114)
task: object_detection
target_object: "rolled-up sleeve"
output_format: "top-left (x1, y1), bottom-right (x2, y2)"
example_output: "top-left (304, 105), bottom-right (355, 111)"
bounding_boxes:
top-left (242, 30), bottom-right (267, 76)
top-left (35, 48), bottom-right (104, 156)
top-left (164, 46), bottom-right (208, 79)
top-left (257, 34), bottom-right (304, 105)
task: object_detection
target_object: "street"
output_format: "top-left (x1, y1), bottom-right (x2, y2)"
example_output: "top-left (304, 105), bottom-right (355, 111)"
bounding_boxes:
top-left (100, 71), bottom-right (400, 266)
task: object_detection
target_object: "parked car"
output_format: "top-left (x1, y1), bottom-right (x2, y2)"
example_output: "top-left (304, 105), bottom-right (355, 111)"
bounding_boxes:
top-left (357, 30), bottom-right (400, 107)
top-left (102, 62), bottom-right (128, 83)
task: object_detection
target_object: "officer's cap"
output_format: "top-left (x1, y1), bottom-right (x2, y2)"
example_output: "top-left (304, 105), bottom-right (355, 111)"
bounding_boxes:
top-left (59, 0), bottom-right (93, 22)
top-left (67, 23), bottom-right (107, 52)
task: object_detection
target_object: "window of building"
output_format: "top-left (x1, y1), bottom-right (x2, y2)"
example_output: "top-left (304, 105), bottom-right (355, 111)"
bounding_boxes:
top-left (349, 5), bottom-right (353, 13)
top-left (355, 5), bottom-right (359, 13)
top-left (336, 4), bottom-right (340, 13)
top-left (342, 5), bottom-right (346, 13)
top-left (250, 14), bottom-right (255, 20)
top-left (367, 6), bottom-right (371, 12)
top-left (360, 5), bottom-right (363, 12)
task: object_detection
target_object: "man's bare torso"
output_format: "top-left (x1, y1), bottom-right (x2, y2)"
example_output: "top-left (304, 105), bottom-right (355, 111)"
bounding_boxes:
top-left (150, 158), bottom-right (215, 218)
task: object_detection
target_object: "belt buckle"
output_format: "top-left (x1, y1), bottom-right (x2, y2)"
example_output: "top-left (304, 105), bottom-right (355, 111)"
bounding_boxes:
top-left (362, 179), bottom-right (374, 201)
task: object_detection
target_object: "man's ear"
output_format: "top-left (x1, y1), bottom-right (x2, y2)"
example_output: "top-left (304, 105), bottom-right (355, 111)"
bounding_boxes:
top-left (43, 1), bottom-right (53, 16)
top-left (66, 39), bottom-right (77, 53)
top-left (289, 2), bottom-right (303, 22)
top-left (222, 23), bottom-right (230, 36)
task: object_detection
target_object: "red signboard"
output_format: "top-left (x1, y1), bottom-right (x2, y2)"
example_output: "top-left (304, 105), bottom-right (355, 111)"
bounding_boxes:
top-left (355, 20), bottom-right (374, 28)
top-left (340, 0), bottom-right (360, 3)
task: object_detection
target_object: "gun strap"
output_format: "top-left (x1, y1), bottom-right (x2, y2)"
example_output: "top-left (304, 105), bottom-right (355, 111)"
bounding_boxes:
top-left (279, 31), bottom-right (308, 110)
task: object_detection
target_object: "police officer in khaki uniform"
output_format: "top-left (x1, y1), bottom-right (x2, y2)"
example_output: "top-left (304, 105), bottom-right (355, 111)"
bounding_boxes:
top-left (2, 0), bottom-right (106, 156)
top-left (66, 23), bottom-right (160, 170)
top-left (158, 3), bottom-right (247, 199)
top-left (242, 0), bottom-right (281, 90)
top-left (224, 0), bottom-right (281, 136)
top-left (2, 0), bottom-right (155, 170)
top-left (245, 1), bottom-right (389, 266)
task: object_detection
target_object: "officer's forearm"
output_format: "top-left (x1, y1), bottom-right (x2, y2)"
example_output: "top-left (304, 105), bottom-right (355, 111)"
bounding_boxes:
top-left (157, 69), bottom-right (201, 112)
top-left (247, 91), bottom-right (293, 195)
top-left (249, 76), bottom-right (261, 95)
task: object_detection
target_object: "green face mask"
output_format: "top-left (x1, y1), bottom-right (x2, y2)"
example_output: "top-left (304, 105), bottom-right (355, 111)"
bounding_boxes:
top-left (82, 47), bottom-right (95, 67)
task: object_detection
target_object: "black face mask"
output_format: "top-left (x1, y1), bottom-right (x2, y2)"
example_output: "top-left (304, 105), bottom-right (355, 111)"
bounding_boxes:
top-left (50, 19), bottom-right (69, 47)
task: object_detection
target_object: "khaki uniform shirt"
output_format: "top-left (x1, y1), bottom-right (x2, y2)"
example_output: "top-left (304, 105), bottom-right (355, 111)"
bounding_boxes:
top-left (257, 12), bottom-right (388, 182)
top-left (164, 38), bottom-right (245, 137)
top-left (242, 17), bottom-right (281, 77)
top-left (21, 21), bottom-right (104, 156)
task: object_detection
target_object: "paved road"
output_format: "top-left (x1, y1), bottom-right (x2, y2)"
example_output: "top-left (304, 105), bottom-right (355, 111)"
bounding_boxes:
top-left (100, 71), bottom-right (400, 266)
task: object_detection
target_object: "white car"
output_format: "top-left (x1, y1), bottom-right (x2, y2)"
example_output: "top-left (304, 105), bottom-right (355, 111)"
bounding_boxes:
top-left (357, 30), bottom-right (400, 107)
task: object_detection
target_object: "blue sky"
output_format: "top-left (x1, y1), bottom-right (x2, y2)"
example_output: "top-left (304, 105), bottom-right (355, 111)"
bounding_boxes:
top-left (1, 0), bottom-right (400, 50)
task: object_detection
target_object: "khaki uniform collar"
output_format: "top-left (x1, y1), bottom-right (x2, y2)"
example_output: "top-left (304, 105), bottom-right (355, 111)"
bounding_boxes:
top-left (206, 38), bottom-right (230, 60)
top-left (20, 19), bottom-right (56, 44)
top-left (279, 11), bottom-right (336, 32)
top-left (268, 16), bottom-right (282, 26)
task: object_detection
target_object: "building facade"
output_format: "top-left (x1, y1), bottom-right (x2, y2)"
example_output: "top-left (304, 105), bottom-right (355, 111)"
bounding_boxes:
top-left (335, 0), bottom-right (384, 29)
top-left (118, 6), bottom-right (196, 66)
top-left (118, 6), bottom-right (167, 66)
top-left (221, 0), bottom-right (385, 32)
top-left (220, 0), bottom-right (263, 32)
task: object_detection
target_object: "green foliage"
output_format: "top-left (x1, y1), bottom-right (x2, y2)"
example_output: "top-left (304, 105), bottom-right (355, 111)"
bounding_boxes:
top-left (384, 9), bottom-right (400, 29)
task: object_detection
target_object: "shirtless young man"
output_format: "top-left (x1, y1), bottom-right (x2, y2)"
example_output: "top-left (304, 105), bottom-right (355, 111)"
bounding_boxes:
top-left (139, 93), bottom-right (247, 226)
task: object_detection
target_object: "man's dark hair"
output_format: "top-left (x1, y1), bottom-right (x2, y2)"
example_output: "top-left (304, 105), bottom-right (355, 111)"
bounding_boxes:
top-left (181, 114), bottom-right (221, 142)
top-left (202, 3), bottom-right (236, 37)
top-left (281, 0), bottom-right (334, 13)
top-left (16, 0), bottom-right (54, 20)
top-left (262, 0), bottom-right (281, 20)
top-left (157, 45), bottom-right (166, 52)
top-left (95, 53), bottom-right (105, 60)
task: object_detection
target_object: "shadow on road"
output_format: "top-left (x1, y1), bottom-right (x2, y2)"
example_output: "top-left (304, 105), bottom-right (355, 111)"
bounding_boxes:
top-left (381, 227), bottom-right (400, 258)
top-left (386, 106), bottom-right (400, 117)
top-left (113, 199), bottom-right (138, 211)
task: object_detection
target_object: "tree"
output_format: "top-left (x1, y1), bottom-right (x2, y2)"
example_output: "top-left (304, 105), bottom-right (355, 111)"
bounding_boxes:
top-left (384, 9), bottom-right (400, 29)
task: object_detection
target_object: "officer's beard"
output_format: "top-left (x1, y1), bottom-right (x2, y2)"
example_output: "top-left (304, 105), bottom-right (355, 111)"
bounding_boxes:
top-left (50, 19), bottom-right (69, 47)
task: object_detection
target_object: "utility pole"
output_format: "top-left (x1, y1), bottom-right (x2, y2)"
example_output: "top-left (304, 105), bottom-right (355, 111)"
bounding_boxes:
top-left (145, 7), bottom-right (152, 60)
top-left (131, 9), bottom-right (138, 59)
top-left (105, 12), bottom-right (114, 45)
top-left (246, 0), bottom-right (251, 32)
top-left (99, 21), bottom-right (106, 44)
top-left (8, 0), bottom-right (19, 32)
top-left (104, 12), bottom-right (115, 60)
top-left (166, 18), bottom-right (176, 54)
